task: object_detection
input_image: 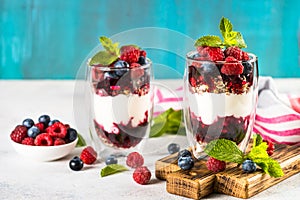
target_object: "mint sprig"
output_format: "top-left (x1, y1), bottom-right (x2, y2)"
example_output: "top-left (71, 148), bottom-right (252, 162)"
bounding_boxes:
top-left (204, 136), bottom-right (284, 178)
top-left (100, 164), bottom-right (129, 177)
top-left (194, 17), bottom-right (247, 48)
top-left (76, 133), bottom-right (86, 147)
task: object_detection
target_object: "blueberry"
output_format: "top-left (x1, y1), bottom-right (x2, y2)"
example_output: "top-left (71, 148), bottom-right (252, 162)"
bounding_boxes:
top-left (48, 119), bottom-right (60, 126)
top-left (27, 126), bottom-right (40, 138)
top-left (242, 62), bottom-right (253, 74)
top-left (114, 60), bottom-right (129, 68)
top-left (178, 149), bottom-right (192, 158)
top-left (69, 156), bottom-right (84, 171)
top-left (200, 63), bottom-right (219, 75)
top-left (104, 71), bottom-right (119, 80)
top-left (38, 115), bottom-right (50, 126)
top-left (178, 156), bottom-right (194, 170)
top-left (242, 159), bottom-right (256, 173)
top-left (138, 56), bottom-right (146, 65)
top-left (66, 128), bottom-right (78, 142)
top-left (105, 155), bottom-right (118, 165)
top-left (22, 118), bottom-right (34, 128)
top-left (168, 143), bottom-right (180, 154)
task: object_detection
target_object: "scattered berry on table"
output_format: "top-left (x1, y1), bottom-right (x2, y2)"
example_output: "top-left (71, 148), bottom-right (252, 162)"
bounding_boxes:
top-left (178, 149), bottom-right (192, 159)
top-left (54, 138), bottom-right (66, 146)
top-left (224, 46), bottom-right (243, 60)
top-left (38, 115), bottom-right (51, 126)
top-left (34, 122), bottom-right (45, 132)
top-left (80, 146), bottom-right (97, 164)
top-left (27, 126), bottom-right (40, 138)
top-left (242, 159), bottom-right (257, 173)
top-left (21, 137), bottom-right (35, 145)
top-left (206, 157), bottom-right (226, 172)
top-left (47, 122), bottom-right (67, 138)
top-left (22, 118), bottom-right (34, 128)
top-left (10, 125), bottom-right (28, 143)
top-left (126, 152), bottom-right (144, 168)
top-left (105, 155), bottom-right (118, 165)
top-left (265, 140), bottom-right (275, 156)
top-left (132, 166), bottom-right (151, 185)
top-left (167, 143), bottom-right (180, 154)
top-left (48, 119), bottom-right (60, 127)
top-left (66, 128), bottom-right (78, 142)
top-left (34, 133), bottom-right (54, 146)
top-left (178, 155), bottom-right (194, 170)
top-left (69, 156), bottom-right (84, 171)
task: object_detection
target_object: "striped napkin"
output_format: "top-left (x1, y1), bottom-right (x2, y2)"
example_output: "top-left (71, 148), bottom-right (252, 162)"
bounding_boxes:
top-left (154, 77), bottom-right (300, 145)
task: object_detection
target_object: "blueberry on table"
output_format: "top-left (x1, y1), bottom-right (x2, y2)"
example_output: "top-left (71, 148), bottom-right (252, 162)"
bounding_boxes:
top-left (27, 126), bottom-right (40, 138)
top-left (178, 156), bottom-right (194, 170)
top-left (48, 119), bottom-right (60, 126)
top-left (178, 149), bottom-right (192, 158)
top-left (105, 155), bottom-right (118, 165)
top-left (38, 115), bottom-right (50, 126)
top-left (69, 156), bottom-right (84, 171)
top-left (22, 118), bottom-right (34, 128)
top-left (242, 159), bottom-right (256, 173)
top-left (66, 128), bottom-right (78, 142)
top-left (168, 143), bottom-right (180, 154)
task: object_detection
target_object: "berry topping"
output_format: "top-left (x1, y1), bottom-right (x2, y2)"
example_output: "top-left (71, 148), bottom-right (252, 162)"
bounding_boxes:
top-left (120, 46), bottom-right (140, 64)
top-left (53, 138), bottom-right (66, 146)
top-left (242, 51), bottom-right (250, 60)
top-left (242, 62), bottom-right (253, 74)
top-left (47, 122), bottom-right (67, 138)
top-left (10, 125), bottom-right (28, 143)
top-left (242, 159), bottom-right (257, 173)
top-left (178, 155), bottom-right (194, 170)
top-left (38, 115), bottom-right (50, 126)
top-left (167, 143), bottom-right (180, 154)
top-left (34, 133), bottom-right (54, 146)
top-left (34, 122), bottom-right (45, 132)
top-left (22, 118), bottom-right (34, 128)
top-left (139, 50), bottom-right (146, 57)
top-left (69, 156), bottom-right (84, 171)
top-left (21, 137), bottom-right (35, 145)
top-left (113, 60), bottom-right (129, 69)
top-left (178, 149), bottom-right (192, 158)
top-left (221, 56), bottom-right (244, 75)
top-left (224, 46), bottom-right (243, 60)
top-left (126, 152), bottom-right (144, 168)
top-left (132, 166), bottom-right (151, 185)
top-left (206, 157), bottom-right (226, 172)
top-left (48, 119), bottom-right (60, 127)
top-left (27, 126), bottom-right (40, 138)
top-left (105, 155), bottom-right (118, 165)
top-left (138, 56), bottom-right (146, 65)
top-left (66, 128), bottom-right (78, 142)
top-left (80, 146), bottom-right (97, 164)
top-left (197, 46), bottom-right (224, 61)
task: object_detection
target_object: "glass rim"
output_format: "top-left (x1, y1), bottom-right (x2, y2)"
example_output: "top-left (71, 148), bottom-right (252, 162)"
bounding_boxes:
top-left (88, 58), bottom-right (152, 71)
top-left (186, 50), bottom-right (257, 63)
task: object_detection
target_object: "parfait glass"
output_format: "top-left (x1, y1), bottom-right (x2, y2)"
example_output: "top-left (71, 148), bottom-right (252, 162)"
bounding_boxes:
top-left (86, 59), bottom-right (153, 157)
top-left (183, 51), bottom-right (258, 159)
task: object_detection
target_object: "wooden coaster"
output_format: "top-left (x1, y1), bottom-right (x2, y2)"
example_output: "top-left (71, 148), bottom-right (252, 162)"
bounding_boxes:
top-left (155, 144), bottom-right (300, 199)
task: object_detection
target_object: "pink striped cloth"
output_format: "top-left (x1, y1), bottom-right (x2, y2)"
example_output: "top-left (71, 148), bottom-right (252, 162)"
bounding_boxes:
top-left (153, 77), bottom-right (300, 145)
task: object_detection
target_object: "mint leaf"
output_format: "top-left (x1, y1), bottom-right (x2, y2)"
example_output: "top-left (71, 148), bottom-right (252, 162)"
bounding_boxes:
top-left (99, 36), bottom-right (120, 56)
top-left (150, 108), bottom-right (173, 137)
top-left (76, 133), bottom-right (86, 147)
top-left (89, 50), bottom-right (119, 66)
top-left (204, 139), bottom-right (244, 164)
top-left (247, 142), bottom-right (269, 160)
top-left (100, 164), bottom-right (128, 177)
top-left (194, 35), bottom-right (223, 47)
top-left (219, 17), bottom-right (233, 38)
top-left (253, 134), bottom-right (263, 147)
top-left (266, 159), bottom-right (284, 178)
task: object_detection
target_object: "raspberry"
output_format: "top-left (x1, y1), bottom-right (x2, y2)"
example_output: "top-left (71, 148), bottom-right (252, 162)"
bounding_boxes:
top-left (221, 56), bottom-right (244, 75)
top-left (197, 46), bottom-right (224, 61)
top-left (224, 46), bottom-right (243, 60)
top-left (10, 125), bottom-right (28, 143)
top-left (265, 140), bottom-right (275, 156)
top-left (126, 152), bottom-right (144, 168)
top-left (242, 51), bottom-right (250, 61)
top-left (206, 157), bottom-right (226, 172)
top-left (80, 146), bottom-right (97, 164)
top-left (47, 122), bottom-right (67, 138)
top-left (21, 137), bottom-right (35, 146)
top-left (54, 138), bottom-right (66, 146)
top-left (120, 46), bottom-right (140, 64)
top-left (133, 166), bottom-right (151, 185)
top-left (35, 122), bottom-right (45, 132)
top-left (140, 50), bottom-right (146, 57)
top-left (34, 133), bottom-right (53, 146)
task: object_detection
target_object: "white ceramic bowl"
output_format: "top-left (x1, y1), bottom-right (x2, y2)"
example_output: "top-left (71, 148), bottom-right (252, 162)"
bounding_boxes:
top-left (10, 138), bottom-right (78, 162)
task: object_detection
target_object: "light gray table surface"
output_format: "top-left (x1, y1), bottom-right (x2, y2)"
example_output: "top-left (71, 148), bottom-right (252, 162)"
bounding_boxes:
top-left (1, 79), bottom-right (300, 200)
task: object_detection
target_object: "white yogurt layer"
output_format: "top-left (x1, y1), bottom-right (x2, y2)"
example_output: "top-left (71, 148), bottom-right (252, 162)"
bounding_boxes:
top-left (187, 89), bottom-right (254, 125)
top-left (93, 93), bottom-right (152, 132)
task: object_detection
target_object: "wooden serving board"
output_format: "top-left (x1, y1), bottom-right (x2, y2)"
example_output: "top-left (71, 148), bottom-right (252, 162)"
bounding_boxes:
top-left (155, 144), bottom-right (300, 199)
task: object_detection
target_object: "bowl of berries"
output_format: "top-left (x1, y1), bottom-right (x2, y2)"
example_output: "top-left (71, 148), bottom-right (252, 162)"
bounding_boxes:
top-left (10, 115), bottom-right (79, 162)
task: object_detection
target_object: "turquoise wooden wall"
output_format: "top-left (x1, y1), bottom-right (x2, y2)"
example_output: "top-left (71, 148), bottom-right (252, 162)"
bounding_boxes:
top-left (0, 0), bottom-right (299, 79)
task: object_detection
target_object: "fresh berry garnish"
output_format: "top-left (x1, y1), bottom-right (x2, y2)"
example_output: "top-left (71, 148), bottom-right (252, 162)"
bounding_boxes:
top-left (80, 146), bottom-right (97, 164)
top-left (178, 149), bottom-right (192, 158)
top-left (120, 46), bottom-right (140, 64)
top-left (140, 50), bottom-right (146, 57)
top-left (48, 119), bottom-right (60, 127)
top-left (242, 51), bottom-right (250, 60)
top-left (221, 56), bottom-right (244, 75)
top-left (27, 126), bottom-right (40, 138)
top-left (69, 156), bottom-right (84, 171)
top-left (242, 62), bottom-right (253, 74)
top-left (206, 157), bottom-right (226, 172)
top-left (35, 122), bottom-right (45, 132)
top-left (38, 115), bottom-right (51, 126)
top-left (10, 125), bottom-right (28, 143)
top-left (178, 155), bottom-right (194, 170)
top-left (113, 60), bottom-right (129, 68)
top-left (126, 152), bottom-right (144, 168)
top-left (242, 159), bottom-right (256, 173)
top-left (34, 133), bottom-right (54, 146)
top-left (22, 118), bottom-right (34, 128)
top-left (167, 143), bottom-right (180, 154)
top-left (47, 122), bottom-right (67, 138)
top-left (197, 46), bottom-right (224, 61)
top-left (265, 140), bottom-right (275, 156)
top-left (66, 128), bottom-right (78, 142)
top-left (54, 138), bottom-right (66, 146)
top-left (21, 137), bottom-right (35, 146)
top-left (105, 155), bottom-right (118, 165)
top-left (224, 46), bottom-right (243, 60)
top-left (138, 56), bottom-right (146, 65)
top-left (132, 166), bottom-right (151, 185)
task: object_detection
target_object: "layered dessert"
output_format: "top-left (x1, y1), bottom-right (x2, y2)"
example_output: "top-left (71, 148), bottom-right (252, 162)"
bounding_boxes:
top-left (88, 37), bottom-right (153, 149)
top-left (184, 17), bottom-right (258, 154)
